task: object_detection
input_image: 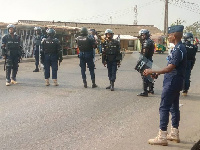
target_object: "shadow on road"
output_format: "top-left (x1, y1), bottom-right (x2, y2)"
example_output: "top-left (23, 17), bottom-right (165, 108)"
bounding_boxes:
top-left (167, 140), bottom-right (195, 150)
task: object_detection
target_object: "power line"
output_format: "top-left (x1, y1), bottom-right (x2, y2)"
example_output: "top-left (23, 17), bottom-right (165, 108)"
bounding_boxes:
top-left (169, 0), bottom-right (200, 14)
top-left (70, 0), bottom-right (159, 25)
top-left (137, 0), bottom-right (158, 9)
top-left (158, 3), bottom-right (165, 30)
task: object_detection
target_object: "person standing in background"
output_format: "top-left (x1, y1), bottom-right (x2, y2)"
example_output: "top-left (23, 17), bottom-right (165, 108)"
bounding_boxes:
top-left (33, 27), bottom-right (43, 72)
top-left (182, 33), bottom-right (198, 96)
top-left (1, 24), bottom-right (22, 86)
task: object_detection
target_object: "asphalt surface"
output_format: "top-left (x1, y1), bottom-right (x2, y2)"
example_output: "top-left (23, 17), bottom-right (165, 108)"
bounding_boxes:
top-left (0, 52), bottom-right (200, 150)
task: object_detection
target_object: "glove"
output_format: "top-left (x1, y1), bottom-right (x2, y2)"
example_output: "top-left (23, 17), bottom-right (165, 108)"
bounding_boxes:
top-left (18, 56), bottom-right (22, 63)
top-left (58, 50), bottom-right (63, 66)
top-left (103, 62), bottom-right (106, 67)
top-left (1, 45), bottom-right (6, 56)
top-left (40, 50), bottom-right (45, 64)
top-left (117, 61), bottom-right (121, 68)
top-left (151, 73), bottom-right (159, 79)
top-left (17, 48), bottom-right (23, 63)
top-left (191, 59), bottom-right (196, 70)
top-left (59, 57), bottom-right (63, 66)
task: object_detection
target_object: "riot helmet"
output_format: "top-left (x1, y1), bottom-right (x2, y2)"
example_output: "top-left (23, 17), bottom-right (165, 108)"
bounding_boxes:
top-left (183, 32), bottom-right (193, 42)
top-left (34, 26), bottom-right (42, 35)
top-left (7, 24), bottom-right (16, 34)
top-left (90, 29), bottom-right (96, 35)
top-left (80, 27), bottom-right (88, 36)
top-left (105, 29), bottom-right (114, 35)
top-left (139, 29), bottom-right (150, 39)
top-left (46, 28), bottom-right (56, 37)
top-left (105, 29), bottom-right (114, 39)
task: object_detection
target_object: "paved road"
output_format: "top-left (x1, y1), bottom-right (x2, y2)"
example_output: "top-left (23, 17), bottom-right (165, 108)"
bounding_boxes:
top-left (0, 52), bottom-right (199, 150)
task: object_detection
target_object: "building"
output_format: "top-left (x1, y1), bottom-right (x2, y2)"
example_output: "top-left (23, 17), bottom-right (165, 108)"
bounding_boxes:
top-left (18, 20), bottom-right (164, 52)
top-left (0, 22), bottom-right (80, 56)
top-left (0, 20), bottom-right (163, 56)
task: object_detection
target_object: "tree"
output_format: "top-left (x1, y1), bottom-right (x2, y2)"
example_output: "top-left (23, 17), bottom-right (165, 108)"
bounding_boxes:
top-left (185, 21), bottom-right (200, 38)
top-left (171, 20), bottom-right (200, 38)
top-left (171, 19), bottom-right (185, 26)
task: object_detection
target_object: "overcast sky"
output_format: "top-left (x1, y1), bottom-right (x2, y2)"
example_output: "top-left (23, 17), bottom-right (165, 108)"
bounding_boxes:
top-left (0, 0), bottom-right (200, 31)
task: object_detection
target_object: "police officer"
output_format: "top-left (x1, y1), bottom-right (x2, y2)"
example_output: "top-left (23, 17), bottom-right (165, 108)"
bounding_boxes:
top-left (41, 28), bottom-right (62, 86)
top-left (102, 29), bottom-right (121, 91)
top-left (137, 29), bottom-right (155, 97)
top-left (1, 24), bottom-right (22, 86)
top-left (76, 27), bottom-right (97, 88)
top-left (89, 29), bottom-right (97, 69)
top-left (182, 33), bottom-right (197, 96)
top-left (144, 25), bottom-right (186, 146)
top-left (33, 27), bottom-right (43, 72)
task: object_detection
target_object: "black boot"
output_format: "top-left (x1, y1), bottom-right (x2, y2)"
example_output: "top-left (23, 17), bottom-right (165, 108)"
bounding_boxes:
top-left (137, 91), bottom-right (148, 97)
top-left (110, 81), bottom-right (114, 91)
top-left (92, 79), bottom-right (97, 88)
top-left (106, 81), bottom-right (111, 89)
top-left (6, 67), bottom-right (11, 85)
top-left (33, 68), bottom-right (39, 72)
top-left (148, 82), bottom-right (154, 94)
top-left (83, 79), bottom-right (87, 88)
top-left (137, 82), bottom-right (148, 97)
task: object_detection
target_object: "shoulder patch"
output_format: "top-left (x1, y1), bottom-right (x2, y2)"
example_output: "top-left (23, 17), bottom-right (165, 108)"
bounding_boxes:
top-left (41, 38), bottom-right (47, 42)
top-left (174, 44), bottom-right (183, 60)
top-left (2, 34), bottom-right (8, 39)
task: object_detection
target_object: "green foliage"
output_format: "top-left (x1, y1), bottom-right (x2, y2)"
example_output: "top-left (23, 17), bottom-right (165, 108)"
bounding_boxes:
top-left (170, 20), bottom-right (200, 38)
top-left (185, 21), bottom-right (200, 38)
top-left (170, 19), bottom-right (185, 27)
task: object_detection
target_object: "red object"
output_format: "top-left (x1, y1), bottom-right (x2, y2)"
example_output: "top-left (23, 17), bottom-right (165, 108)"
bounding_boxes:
top-left (76, 48), bottom-right (79, 54)
top-left (195, 37), bottom-right (199, 43)
top-left (194, 37), bottom-right (199, 46)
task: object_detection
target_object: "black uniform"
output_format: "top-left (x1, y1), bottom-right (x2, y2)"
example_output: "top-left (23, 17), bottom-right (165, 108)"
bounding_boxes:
top-left (33, 34), bottom-right (43, 72)
top-left (139, 38), bottom-right (155, 96)
top-left (182, 41), bottom-right (197, 93)
top-left (2, 34), bottom-right (22, 83)
top-left (41, 37), bottom-right (61, 80)
top-left (76, 35), bottom-right (97, 88)
top-left (102, 38), bottom-right (121, 91)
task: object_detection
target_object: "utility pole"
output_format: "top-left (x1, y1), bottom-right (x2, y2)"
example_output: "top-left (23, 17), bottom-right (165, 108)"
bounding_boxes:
top-left (164, 0), bottom-right (168, 36)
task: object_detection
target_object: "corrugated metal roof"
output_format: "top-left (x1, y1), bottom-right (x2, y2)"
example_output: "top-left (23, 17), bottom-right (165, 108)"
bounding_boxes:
top-left (18, 20), bottom-right (163, 37)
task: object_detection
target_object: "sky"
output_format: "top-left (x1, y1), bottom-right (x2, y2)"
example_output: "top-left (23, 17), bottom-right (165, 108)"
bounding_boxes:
top-left (0, 0), bottom-right (200, 31)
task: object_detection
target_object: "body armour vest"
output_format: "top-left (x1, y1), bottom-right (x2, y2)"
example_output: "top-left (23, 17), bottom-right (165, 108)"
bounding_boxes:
top-left (184, 42), bottom-right (197, 61)
top-left (42, 38), bottom-right (59, 54)
top-left (3, 34), bottom-right (20, 50)
top-left (77, 36), bottom-right (94, 52)
top-left (103, 39), bottom-right (120, 55)
top-left (34, 35), bottom-right (42, 46)
top-left (2, 34), bottom-right (20, 56)
top-left (141, 38), bottom-right (154, 59)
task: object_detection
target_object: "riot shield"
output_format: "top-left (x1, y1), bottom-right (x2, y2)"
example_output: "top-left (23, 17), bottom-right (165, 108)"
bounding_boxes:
top-left (135, 54), bottom-right (153, 82)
